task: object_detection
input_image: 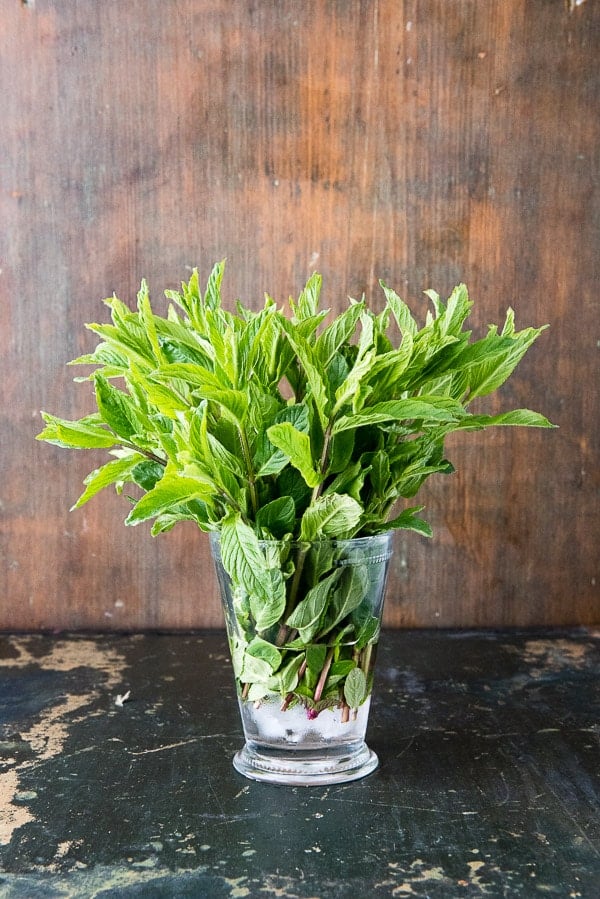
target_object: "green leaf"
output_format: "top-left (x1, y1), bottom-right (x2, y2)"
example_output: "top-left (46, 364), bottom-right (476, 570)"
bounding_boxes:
top-left (94, 374), bottom-right (141, 439)
top-left (128, 363), bottom-right (190, 416)
top-left (154, 363), bottom-right (224, 391)
top-left (456, 409), bottom-right (556, 430)
top-left (278, 317), bottom-right (330, 426)
top-left (367, 338), bottom-right (414, 400)
top-left (254, 404), bottom-right (309, 477)
top-left (325, 659), bottom-right (356, 688)
top-left (131, 460), bottom-right (167, 491)
top-left (333, 347), bottom-right (376, 413)
top-left (305, 644), bottom-right (328, 680)
top-left (290, 272), bottom-right (323, 323)
top-left (158, 364), bottom-right (246, 423)
top-left (68, 342), bottom-right (129, 375)
top-left (125, 467), bottom-right (215, 525)
top-left (37, 413), bottom-right (118, 450)
top-left (137, 280), bottom-right (165, 366)
top-left (246, 636), bottom-right (282, 673)
top-left (219, 516), bottom-right (286, 630)
top-left (324, 461), bottom-right (366, 504)
top-left (300, 493), bottom-right (363, 542)
top-left (344, 667), bottom-right (368, 709)
top-left (285, 568), bottom-right (343, 643)
top-left (71, 453), bottom-right (145, 509)
top-left (369, 450), bottom-right (391, 498)
top-left (256, 496), bottom-right (296, 539)
top-left (333, 397), bottom-right (462, 433)
top-left (87, 310), bottom-right (155, 368)
top-left (266, 422), bottom-right (322, 488)
top-left (268, 654), bottom-right (305, 694)
top-left (384, 506), bottom-right (432, 537)
top-left (315, 301), bottom-right (364, 366)
top-left (352, 607), bottom-right (380, 649)
top-left (457, 325), bottom-right (548, 401)
top-left (241, 652), bottom-right (273, 684)
top-left (318, 564), bottom-right (369, 637)
top-left (326, 429), bottom-right (355, 475)
top-left (379, 282), bottom-right (418, 336)
top-left (204, 260), bottom-right (225, 309)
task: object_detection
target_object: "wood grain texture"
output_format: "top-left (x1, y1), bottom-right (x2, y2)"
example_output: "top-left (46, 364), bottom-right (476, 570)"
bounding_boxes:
top-left (1, 0), bottom-right (598, 630)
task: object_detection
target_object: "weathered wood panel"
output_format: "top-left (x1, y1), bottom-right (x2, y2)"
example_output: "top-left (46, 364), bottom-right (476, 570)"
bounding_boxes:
top-left (0, 0), bottom-right (598, 630)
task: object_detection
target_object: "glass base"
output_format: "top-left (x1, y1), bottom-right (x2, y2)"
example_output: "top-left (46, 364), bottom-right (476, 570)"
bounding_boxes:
top-left (232, 741), bottom-right (379, 786)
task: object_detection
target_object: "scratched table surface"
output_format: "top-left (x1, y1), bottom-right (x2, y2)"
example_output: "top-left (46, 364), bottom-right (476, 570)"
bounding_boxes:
top-left (0, 630), bottom-right (598, 898)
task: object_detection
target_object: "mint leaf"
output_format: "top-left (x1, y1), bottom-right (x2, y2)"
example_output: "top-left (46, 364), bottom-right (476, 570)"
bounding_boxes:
top-left (125, 468), bottom-right (214, 525)
top-left (37, 413), bottom-right (118, 450)
top-left (344, 667), bottom-right (368, 709)
top-left (300, 493), bottom-right (363, 542)
top-left (256, 496), bottom-right (296, 538)
top-left (305, 644), bottom-right (328, 682)
top-left (285, 568), bottom-right (342, 643)
top-left (71, 453), bottom-right (145, 509)
top-left (315, 301), bottom-right (364, 366)
top-left (457, 409), bottom-right (556, 429)
top-left (278, 317), bottom-right (330, 426)
top-left (325, 659), bottom-right (357, 688)
top-left (268, 654), bottom-right (305, 694)
top-left (384, 506), bottom-right (433, 537)
top-left (318, 564), bottom-right (369, 637)
top-left (379, 281), bottom-right (419, 336)
top-left (333, 397), bottom-right (462, 433)
top-left (246, 636), bottom-right (282, 673)
top-left (94, 374), bottom-right (141, 440)
top-left (266, 422), bottom-right (322, 488)
top-left (254, 404), bottom-right (309, 477)
top-left (219, 516), bottom-right (286, 630)
top-left (241, 653), bottom-right (273, 684)
top-left (456, 325), bottom-right (547, 401)
top-left (131, 460), bottom-right (165, 491)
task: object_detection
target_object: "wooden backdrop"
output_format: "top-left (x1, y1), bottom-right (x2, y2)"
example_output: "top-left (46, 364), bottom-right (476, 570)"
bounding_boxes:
top-left (1, 0), bottom-right (598, 631)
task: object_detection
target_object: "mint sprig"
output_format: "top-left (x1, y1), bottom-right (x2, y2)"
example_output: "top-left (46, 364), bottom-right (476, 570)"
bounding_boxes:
top-left (38, 263), bottom-right (554, 714)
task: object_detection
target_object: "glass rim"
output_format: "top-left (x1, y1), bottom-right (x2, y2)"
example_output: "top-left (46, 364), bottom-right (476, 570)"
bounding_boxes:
top-left (209, 531), bottom-right (394, 549)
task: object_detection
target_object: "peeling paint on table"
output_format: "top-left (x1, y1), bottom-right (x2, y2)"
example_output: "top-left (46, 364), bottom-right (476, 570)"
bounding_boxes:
top-left (0, 630), bottom-right (598, 897)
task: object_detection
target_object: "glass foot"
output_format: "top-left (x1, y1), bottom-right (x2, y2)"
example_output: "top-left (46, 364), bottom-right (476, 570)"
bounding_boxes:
top-left (232, 742), bottom-right (379, 786)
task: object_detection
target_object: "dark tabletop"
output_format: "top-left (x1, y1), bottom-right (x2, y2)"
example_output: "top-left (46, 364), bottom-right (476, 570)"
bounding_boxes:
top-left (0, 629), bottom-right (599, 898)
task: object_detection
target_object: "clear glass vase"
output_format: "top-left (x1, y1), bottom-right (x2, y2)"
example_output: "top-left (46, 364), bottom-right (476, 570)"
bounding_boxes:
top-left (210, 532), bottom-right (393, 786)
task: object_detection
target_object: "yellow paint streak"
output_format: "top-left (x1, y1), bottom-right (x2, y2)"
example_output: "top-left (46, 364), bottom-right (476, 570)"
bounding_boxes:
top-left (0, 770), bottom-right (34, 845)
top-left (0, 637), bottom-right (127, 846)
top-left (521, 639), bottom-right (591, 673)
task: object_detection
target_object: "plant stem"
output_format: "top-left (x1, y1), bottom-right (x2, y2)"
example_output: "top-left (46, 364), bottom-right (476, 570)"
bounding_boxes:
top-left (313, 648), bottom-right (334, 703)
top-left (122, 441), bottom-right (167, 467)
top-left (276, 419), bottom-right (336, 646)
top-left (275, 544), bottom-right (308, 646)
top-left (310, 421), bottom-right (333, 505)
top-left (281, 658), bottom-right (308, 711)
top-left (361, 642), bottom-right (373, 678)
top-left (237, 425), bottom-right (258, 518)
